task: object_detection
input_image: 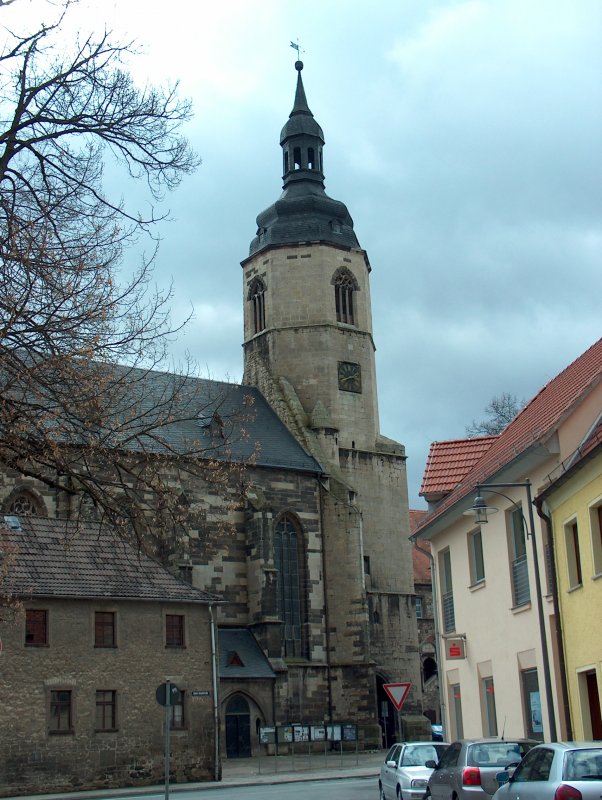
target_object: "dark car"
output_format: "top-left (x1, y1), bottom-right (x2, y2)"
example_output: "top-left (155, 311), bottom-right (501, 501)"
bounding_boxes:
top-left (426, 738), bottom-right (538, 799)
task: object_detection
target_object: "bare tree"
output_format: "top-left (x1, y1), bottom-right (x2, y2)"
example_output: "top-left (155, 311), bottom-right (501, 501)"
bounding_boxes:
top-left (0, 5), bottom-right (251, 550)
top-left (465, 392), bottom-right (525, 437)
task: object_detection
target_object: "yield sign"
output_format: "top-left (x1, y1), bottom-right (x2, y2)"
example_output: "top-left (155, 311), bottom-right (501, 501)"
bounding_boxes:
top-left (383, 682), bottom-right (412, 711)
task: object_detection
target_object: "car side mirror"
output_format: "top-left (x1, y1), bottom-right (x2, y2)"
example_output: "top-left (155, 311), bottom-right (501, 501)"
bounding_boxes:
top-left (495, 770), bottom-right (509, 787)
top-left (386, 760), bottom-right (397, 767)
top-left (425, 760), bottom-right (438, 769)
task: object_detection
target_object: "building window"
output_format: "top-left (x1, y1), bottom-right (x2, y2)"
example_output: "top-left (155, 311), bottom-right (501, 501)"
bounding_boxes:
top-left (25, 609), bottom-right (48, 646)
top-left (171, 690), bottom-right (185, 729)
top-left (590, 503), bottom-right (602, 576)
top-left (5, 488), bottom-right (46, 516)
top-left (249, 278), bottom-right (266, 334)
top-left (333, 269), bottom-right (357, 325)
top-left (449, 684), bottom-right (464, 739)
top-left (274, 515), bottom-right (306, 658)
top-left (165, 614), bottom-right (185, 647)
top-left (95, 612), bottom-right (115, 648)
top-left (439, 549), bottom-right (455, 633)
top-left (363, 555), bottom-right (371, 575)
top-left (469, 529), bottom-right (485, 584)
top-left (415, 596), bottom-right (423, 618)
top-left (49, 690), bottom-right (72, 733)
top-left (508, 507), bottom-right (530, 606)
top-left (482, 676), bottom-right (498, 736)
top-left (521, 668), bottom-right (544, 741)
top-left (564, 519), bottom-right (583, 588)
top-left (95, 690), bottom-right (116, 730)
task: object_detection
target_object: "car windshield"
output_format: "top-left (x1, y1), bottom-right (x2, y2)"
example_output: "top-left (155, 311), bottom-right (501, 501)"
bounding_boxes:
top-left (563, 748), bottom-right (602, 781)
top-left (468, 743), bottom-right (524, 768)
top-left (401, 744), bottom-right (447, 767)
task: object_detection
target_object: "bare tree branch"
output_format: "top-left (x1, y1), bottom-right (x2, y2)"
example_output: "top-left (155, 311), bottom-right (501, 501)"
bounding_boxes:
top-left (465, 392), bottom-right (526, 437)
top-left (0, 4), bottom-right (253, 558)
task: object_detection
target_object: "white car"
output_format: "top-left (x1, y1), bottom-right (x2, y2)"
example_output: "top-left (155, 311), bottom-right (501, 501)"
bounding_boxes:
top-left (492, 741), bottom-right (602, 799)
top-left (380, 741), bottom-right (449, 800)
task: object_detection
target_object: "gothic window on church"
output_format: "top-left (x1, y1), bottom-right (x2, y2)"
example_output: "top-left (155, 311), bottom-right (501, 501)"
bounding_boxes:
top-left (308, 147), bottom-right (315, 169)
top-left (274, 515), bottom-right (307, 658)
top-left (249, 278), bottom-right (266, 334)
top-left (293, 146), bottom-right (301, 170)
top-left (333, 271), bottom-right (357, 325)
top-left (4, 488), bottom-right (46, 517)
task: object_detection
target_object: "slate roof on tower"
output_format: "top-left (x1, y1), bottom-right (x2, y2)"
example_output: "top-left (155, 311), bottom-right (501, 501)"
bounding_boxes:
top-left (248, 61), bottom-right (361, 256)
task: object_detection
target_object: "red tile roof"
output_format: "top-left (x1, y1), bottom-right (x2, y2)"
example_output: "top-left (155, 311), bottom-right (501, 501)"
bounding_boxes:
top-left (409, 509), bottom-right (428, 535)
top-left (420, 436), bottom-right (497, 498)
top-left (409, 511), bottom-right (431, 583)
top-left (415, 338), bottom-right (602, 535)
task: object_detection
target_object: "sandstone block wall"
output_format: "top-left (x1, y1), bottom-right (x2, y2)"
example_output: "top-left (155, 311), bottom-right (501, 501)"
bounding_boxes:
top-left (0, 599), bottom-right (215, 795)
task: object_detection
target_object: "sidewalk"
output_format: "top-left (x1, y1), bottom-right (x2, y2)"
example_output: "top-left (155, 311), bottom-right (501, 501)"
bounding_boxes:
top-left (5, 750), bottom-right (384, 800)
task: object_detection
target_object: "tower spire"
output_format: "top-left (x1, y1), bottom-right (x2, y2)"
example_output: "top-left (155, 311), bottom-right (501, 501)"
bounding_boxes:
top-left (248, 61), bottom-right (360, 256)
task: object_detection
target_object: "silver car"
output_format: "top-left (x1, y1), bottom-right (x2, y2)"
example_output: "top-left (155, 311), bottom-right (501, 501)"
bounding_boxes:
top-left (492, 741), bottom-right (602, 799)
top-left (426, 738), bottom-right (537, 799)
top-left (380, 741), bottom-right (449, 800)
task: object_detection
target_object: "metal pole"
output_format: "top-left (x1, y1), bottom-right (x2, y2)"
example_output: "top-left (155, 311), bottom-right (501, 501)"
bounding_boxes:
top-left (209, 605), bottom-right (220, 781)
top-left (164, 679), bottom-right (171, 800)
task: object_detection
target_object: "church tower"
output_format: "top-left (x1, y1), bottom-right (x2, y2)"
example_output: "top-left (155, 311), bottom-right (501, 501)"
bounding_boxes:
top-left (242, 61), bottom-right (423, 745)
top-left (243, 60), bottom-right (379, 451)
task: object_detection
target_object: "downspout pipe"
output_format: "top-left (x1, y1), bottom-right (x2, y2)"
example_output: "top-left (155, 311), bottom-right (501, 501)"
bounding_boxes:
top-left (412, 537), bottom-right (446, 739)
top-left (209, 604), bottom-right (220, 781)
top-left (534, 496), bottom-right (573, 740)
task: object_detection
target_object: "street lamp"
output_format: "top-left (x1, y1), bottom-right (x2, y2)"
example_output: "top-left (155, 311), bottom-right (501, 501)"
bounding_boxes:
top-left (465, 480), bottom-right (557, 741)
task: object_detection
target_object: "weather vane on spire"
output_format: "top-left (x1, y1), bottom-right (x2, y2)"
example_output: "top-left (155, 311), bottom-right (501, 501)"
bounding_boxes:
top-left (290, 39), bottom-right (305, 61)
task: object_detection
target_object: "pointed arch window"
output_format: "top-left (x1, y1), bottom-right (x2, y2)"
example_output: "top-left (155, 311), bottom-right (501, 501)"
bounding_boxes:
top-left (3, 487), bottom-right (47, 517)
top-left (274, 515), bottom-right (306, 658)
top-left (333, 269), bottom-right (358, 326)
top-left (249, 278), bottom-right (266, 334)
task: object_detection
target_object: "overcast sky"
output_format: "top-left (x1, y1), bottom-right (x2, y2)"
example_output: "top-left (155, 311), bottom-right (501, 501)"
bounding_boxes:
top-left (6, 0), bottom-right (601, 506)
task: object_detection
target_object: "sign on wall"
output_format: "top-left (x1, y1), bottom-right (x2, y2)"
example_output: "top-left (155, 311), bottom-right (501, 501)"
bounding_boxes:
top-left (445, 638), bottom-right (466, 660)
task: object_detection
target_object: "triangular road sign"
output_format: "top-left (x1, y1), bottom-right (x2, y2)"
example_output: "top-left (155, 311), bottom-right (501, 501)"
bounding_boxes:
top-left (383, 682), bottom-right (412, 711)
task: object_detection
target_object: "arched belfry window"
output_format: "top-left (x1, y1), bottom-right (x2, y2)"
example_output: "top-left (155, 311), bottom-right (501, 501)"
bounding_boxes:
top-left (274, 514), bottom-right (306, 658)
top-left (332, 269), bottom-right (358, 326)
top-left (248, 278), bottom-right (266, 334)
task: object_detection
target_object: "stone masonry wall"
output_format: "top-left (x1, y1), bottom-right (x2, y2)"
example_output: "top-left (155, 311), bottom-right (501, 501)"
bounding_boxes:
top-left (0, 599), bottom-right (215, 796)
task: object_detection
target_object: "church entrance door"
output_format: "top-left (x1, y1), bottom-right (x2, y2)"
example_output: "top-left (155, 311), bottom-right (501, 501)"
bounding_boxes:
top-left (225, 695), bottom-right (251, 758)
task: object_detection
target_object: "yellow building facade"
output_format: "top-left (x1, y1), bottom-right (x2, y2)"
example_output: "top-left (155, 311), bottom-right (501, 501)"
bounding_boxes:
top-left (541, 444), bottom-right (602, 740)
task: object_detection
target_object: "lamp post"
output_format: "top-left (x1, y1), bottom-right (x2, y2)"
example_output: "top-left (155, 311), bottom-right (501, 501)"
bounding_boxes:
top-left (466, 480), bottom-right (557, 741)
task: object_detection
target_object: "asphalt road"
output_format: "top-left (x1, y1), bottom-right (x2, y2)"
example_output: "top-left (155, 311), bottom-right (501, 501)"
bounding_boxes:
top-left (104, 777), bottom-right (376, 800)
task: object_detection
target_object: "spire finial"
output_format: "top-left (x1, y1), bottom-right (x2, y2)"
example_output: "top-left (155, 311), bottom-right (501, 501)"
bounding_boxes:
top-left (290, 39), bottom-right (305, 62)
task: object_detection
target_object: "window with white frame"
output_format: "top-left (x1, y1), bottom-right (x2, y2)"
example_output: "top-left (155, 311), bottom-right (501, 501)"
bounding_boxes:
top-left (468, 528), bottom-right (485, 585)
top-left (439, 549), bottom-right (455, 633)
top-left (564, 519), bottom-right (583, 589)
top-left (481, 676), bottom-right (498, 736)
top-left (589, 501), bottom-right (602, 577)
top-left (508, 506), bottom-right (530, 606)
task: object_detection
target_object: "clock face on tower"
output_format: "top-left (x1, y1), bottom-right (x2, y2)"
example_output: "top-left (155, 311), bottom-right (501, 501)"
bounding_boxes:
top-left (337, 361), bottom-right (362, 393)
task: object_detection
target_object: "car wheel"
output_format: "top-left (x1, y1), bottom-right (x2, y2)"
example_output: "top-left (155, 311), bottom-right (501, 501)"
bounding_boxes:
top-left (379, 782), bottom-right (386, 800)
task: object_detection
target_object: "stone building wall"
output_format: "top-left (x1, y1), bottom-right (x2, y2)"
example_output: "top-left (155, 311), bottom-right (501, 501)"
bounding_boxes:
top-left (0, 598), bottom-right (215, 796)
